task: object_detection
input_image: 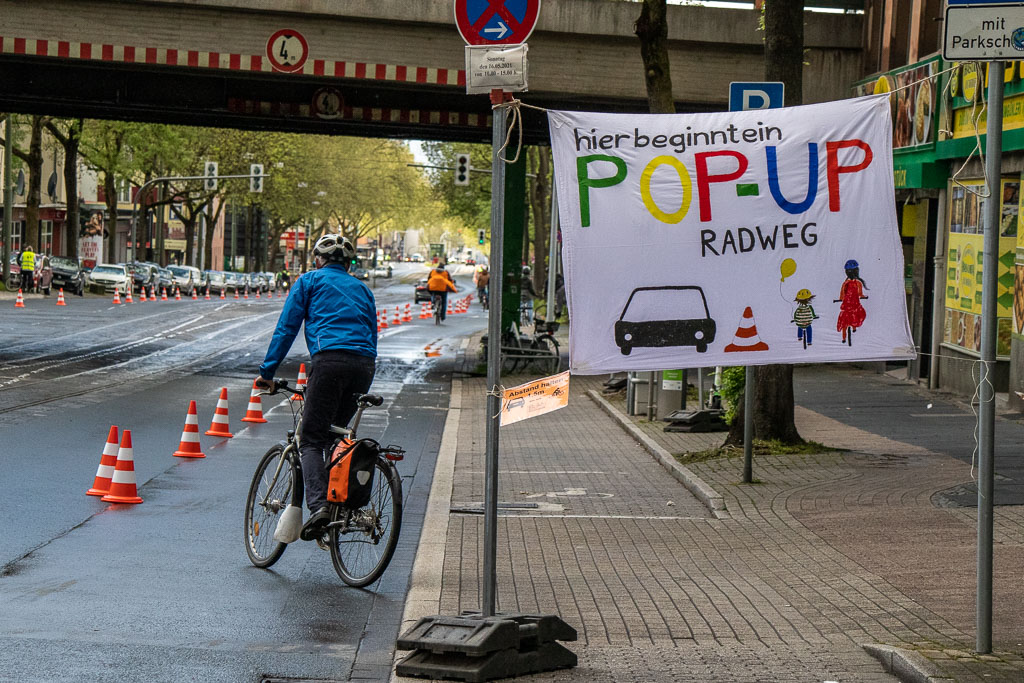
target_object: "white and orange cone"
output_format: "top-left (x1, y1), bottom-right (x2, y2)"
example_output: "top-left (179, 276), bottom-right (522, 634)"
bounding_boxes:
top-left (14, 289), bottom-right (25, 308)
top-left (101, 430), bottom-right (143, 504)
top-left (112, 287), bottom-right (122, 304)
top-left (402, 304), bottom-right (412, 323)
top-left (723, 306), bottom-right (770, 353)
top-left (240, 380), bottom-right (267, 423)
top-left (125, 285), bottom-right (134, 304)
top-left (392, 308), bottom-right (402, 326)
top-left (56, 289), bottom-right (67, 306)
top-left (192, 289), bottom-right (198, 301)
top-left (255, 289), bottom-right (261, 299)
top-left (205, 387), bottom-right (234, 438)
top-left (219, 289), bottom-right (225, 300)
top-left (174, 287), bottom-right (181, 301)
top-left (87, 425), bottom-right (120, 496)
top-left (160, 287), bottom-right (168, 302)
top-left (204, 289), bottom-right (210, 301)
top-left (290, 363), bottom-right (307, 401)
top-left (172, 400), bottom-right (206, 458)
top-left (378, 309), bottom-right (388, 329)
top-left (149, 286), bottom-right (157, 302)
top-left (234, 289), bottom-right (239, 300)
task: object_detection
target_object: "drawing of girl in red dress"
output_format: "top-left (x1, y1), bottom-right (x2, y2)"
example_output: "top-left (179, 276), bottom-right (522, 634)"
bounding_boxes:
top-left (835, 259), bottom-right (868, 344)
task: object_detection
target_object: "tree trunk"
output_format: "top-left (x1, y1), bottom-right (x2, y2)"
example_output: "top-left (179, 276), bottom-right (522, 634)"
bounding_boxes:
top-left (62, 124), bottom-right (81, 258)
top-left (764, 0), bottom-right (804, 106)
top-left (528, 148), bottom-right (550, 295)
top-left (634, 0), bottom-right (675, 114)
top-left (25, 116), bottom-right (44, 251)
top-left (103, 171), bottom-right (118, 264)
top-left (183, 213), bottom-right (196, 267)
top-left (724, 365), bottom-right (802, 446)
top-left (204, 197), bottom-right (223, 272)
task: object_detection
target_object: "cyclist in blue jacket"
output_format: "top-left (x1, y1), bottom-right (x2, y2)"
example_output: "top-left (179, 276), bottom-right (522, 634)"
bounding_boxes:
top-left (255, 234), bottom-right (377, 541)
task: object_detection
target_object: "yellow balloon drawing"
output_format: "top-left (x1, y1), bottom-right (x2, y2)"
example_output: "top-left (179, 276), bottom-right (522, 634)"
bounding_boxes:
top-left (780, 258), bottom-right (797, 282)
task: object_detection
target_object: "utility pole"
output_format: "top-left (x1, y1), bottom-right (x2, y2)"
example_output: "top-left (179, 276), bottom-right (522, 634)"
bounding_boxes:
top-left (2, 116), bottom-right (12, 287)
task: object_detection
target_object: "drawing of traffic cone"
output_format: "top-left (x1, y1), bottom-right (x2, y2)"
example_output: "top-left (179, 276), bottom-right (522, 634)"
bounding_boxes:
top-left (101, 430), bottom-right (143, 504)
top-left (723, 306), bottom-right (770, 352)
top-left (174, 287), bottom-right (181, 301)
top-left (87, 425), bottom-right (120, 496)
top-left (160, 287), bottom-right (168, 301)
top-left (172, 400), bottom-right (206, 458)
top-left (240, 380), bottom-right (268, 423)
top-left (56, 289), bottom-right (67, 306)
top-left (14, 289), bottom-right (25, 308)
top-left (290, 363), bottom-right (307, 401)
top-left (205, 387), bottom-right (233, 438)
top-left (112, 287), bottom-right (122, 304)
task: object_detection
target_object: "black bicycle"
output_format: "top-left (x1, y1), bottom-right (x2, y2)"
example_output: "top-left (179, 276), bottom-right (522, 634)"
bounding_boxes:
top-left (244, 379), bottom-right (404, 587)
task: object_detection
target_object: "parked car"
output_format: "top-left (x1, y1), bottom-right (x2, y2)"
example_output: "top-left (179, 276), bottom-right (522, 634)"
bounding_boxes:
top-left (414, 278), bottom-right (431, 303)
top-left (6, 254), bottom-right (53, 295)
top-left (168, 265), bottom-right (201, 295)
top-left (372, 264), bottom-right (393, 278)
top-left (156, 267), bottom-right (175, 293)
top-left (126, 262), bottom-right (158, 293)
top-left (224, 272), bottom-right (245, 293)
top-left (49, 256), bottom-right (86, 296)
top-left (87, 264), bottom-right (130, 293)
top-left (250, 272), bottom-right (270, 293)
top-left (352, 267), bottom-right (369, 281)
top-left (410, 253), bottom-right (424, 263)
top-left (203, 271), bottom-right (227, 296)
top-left (261, 271), bottom-right (277, 293)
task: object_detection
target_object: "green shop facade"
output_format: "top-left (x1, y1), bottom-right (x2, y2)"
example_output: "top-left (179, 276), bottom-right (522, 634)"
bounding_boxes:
top-left (855, 56), bottom-right (1024, 407)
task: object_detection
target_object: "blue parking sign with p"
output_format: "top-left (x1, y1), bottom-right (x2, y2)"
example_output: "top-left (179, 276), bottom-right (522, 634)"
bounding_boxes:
top-left (729, 82), bottom-right (785, 111)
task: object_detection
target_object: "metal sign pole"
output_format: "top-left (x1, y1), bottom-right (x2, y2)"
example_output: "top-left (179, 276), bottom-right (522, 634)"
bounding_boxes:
top-left (482, 89), bottom-right (508, 618)
top-left (977, 58), bottom-right (1003, 656)
top-left (742, 366), bottom-right (754, 483)
top-left (545, 183), bottom-right (558, 321)
top-left (3, 117), bottom-right (12, 286)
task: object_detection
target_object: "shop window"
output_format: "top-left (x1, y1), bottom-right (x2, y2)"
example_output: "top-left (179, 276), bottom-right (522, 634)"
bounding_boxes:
top-left (40, 220), bottom-right (52, 253)
top-left (10, 220), bottom-right (22, 252)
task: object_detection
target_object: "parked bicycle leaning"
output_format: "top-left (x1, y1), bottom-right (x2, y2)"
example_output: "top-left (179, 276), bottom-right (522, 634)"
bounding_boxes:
top-left (254, 233), bottom-right (378, 543)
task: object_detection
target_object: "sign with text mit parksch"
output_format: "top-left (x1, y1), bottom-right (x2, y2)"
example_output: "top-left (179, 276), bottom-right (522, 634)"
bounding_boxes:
top-left (547, 95), bottom-right (915, 374)
top-left (944, 3), bottom-right (1024, 60)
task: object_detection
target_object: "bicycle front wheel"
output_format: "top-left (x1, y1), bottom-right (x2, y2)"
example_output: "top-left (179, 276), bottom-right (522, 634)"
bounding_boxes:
top-left (245, 444), bottom-right (301, 568)
top-left (329, 459), bottom-right (403, 587)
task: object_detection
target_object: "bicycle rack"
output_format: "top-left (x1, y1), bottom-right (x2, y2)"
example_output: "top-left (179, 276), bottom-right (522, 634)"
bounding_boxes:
top-left (396, 612), bottom-right (577, 682)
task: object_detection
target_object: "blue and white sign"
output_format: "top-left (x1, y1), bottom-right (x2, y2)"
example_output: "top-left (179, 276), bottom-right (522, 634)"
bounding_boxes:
top-left (454, 0), bottom-right (541, 46)
top-left (729, 82), bottom-right (785, 112)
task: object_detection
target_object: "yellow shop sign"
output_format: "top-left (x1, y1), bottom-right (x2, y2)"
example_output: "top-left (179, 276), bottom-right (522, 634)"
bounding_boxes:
top-left (953, 93), bottom-right (1024, 139)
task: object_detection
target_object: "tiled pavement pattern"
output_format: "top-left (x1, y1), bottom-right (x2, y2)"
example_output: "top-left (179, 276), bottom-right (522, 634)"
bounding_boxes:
top-left (598, 374), bottom-right (1024, 682)
top-left (432, 376), bottom-right (904, 681)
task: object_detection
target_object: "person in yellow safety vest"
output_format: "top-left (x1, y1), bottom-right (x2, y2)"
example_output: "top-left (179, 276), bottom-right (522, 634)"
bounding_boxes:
top-left (19, 245), bottom-right (36, 293)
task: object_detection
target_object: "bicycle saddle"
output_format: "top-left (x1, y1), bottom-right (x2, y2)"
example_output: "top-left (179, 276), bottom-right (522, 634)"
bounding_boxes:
top-left (357, 393), bottom-right (383, 406)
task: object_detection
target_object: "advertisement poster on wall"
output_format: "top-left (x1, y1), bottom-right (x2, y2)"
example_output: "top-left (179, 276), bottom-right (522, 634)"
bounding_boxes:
top-left (945, 178), bottom-right (1016, 357)
top-left (548, 95), bottom-right (915, 373)
top-left (852, 57), bottom-right (937, 150)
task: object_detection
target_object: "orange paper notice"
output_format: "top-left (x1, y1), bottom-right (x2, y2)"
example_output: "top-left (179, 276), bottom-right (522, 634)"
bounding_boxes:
top-left (500, 371), bottom-right (570, 426)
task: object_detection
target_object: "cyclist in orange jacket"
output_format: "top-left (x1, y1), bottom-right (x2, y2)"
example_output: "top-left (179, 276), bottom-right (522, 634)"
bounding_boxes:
top-left (426, 263), bottom-right (457, 321)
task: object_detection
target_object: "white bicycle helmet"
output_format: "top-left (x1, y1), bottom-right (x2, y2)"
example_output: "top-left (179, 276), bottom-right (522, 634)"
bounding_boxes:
top-left (313, 233), bottom-right (356, 262)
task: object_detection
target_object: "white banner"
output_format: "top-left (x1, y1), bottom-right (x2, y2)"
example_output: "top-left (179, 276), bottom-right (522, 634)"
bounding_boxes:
top-left (547, 95), bottom-right (915, 374)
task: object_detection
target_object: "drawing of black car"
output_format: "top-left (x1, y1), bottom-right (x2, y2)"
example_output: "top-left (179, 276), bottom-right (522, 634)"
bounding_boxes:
top-left (506, 398), bottom-right (525, 411)
top-left (614, 285), bottom-right (716, 355)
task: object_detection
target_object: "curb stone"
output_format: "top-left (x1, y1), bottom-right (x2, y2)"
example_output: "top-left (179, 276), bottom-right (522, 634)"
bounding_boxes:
top-left (862, 644), bottom-right (956, 683)
top-left (586, 388), bottom-right (728, 518)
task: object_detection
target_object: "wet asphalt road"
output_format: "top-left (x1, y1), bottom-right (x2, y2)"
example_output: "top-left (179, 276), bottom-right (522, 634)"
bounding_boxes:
top-left (0, 263), bottom-right (486, 681)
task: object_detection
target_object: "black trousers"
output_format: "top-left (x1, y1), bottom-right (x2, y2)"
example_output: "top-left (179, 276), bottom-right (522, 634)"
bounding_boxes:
top-left (20, 270), bottom-right (33, 292)
top-left (298, 350), bottom-right (376, 513)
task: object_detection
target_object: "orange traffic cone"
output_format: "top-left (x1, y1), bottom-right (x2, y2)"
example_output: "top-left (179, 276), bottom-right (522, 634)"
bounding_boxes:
top-left (205, 387), bottom-right (234, 437)
top-left (243, 288), bottom-right (249, 300)
top-left (173, 400), bottom-right (206, 458)
top-left (219, 289), bottom-right (225, 300)
top-left (447, 300), bottom-right (453, 317)
top-left (14, 289), bottom-right (25, 308)
top-left (723, 306), bottom-right (770, 352)
top-left (160, 287), bottom-right (168, 301)
top-left (87, 425), bottom-right (120, 496)
top-left (204, 290), bottom-right (210, 300)
top-left (112, 287), bottom-right (122, 304)
top-left (125, 286), bottom-right (134, 304)
top-left (419, 303), bottom-right (429, 319)
top-left (392, 308), bottom-right (402, 326)
top-left (240, 380), bottom-right (267, 423)
top-left (234, 289), bottom-right (239, 300)
top-left (255, 289), bottom-right (261, 299)
top-left (291, 363), bottom-right (307, 401)
top-left (56, 289), bottom-right (67, 306)
top-left (403, 304), bottom-right (412, 323)
top-left (192, 289), bottom-right (198, 301)
top-left (149, 286), bottom-right (157, 302)
top-left (174, 287), bottom-right (181, 301)
top-left (101, 430), bottom-right (143, 504)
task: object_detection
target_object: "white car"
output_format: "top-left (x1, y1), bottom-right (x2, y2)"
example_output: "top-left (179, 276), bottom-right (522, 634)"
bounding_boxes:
top-left (168, 265), bottom-right (201, 295)
top-left (88, 264), bottom-right (130, 293)
top-left (372, 264), bottom-right (392, 278)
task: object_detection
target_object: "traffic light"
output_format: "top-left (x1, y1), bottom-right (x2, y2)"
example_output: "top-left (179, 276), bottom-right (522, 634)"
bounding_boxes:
top-left (203, 161), bottom-right (218, 191)
top-left (454, 153), bottom-right (470, 186)
top-left (477, 229), bottom-right (485, 245)
top-left (250, 164), bottom-right (264, 193)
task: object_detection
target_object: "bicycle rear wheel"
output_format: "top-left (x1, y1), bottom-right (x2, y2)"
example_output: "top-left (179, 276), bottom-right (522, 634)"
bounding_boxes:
top-left (245, 444), bottom-right (301, 568)
top-left (329, 459), bottom-right (403, 587)
top-left (532, 333), bottom-right (560, 373)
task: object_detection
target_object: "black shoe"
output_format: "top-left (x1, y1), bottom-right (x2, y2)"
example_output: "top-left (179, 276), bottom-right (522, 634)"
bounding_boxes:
top-left (300, 506), bottom-right (331, 541)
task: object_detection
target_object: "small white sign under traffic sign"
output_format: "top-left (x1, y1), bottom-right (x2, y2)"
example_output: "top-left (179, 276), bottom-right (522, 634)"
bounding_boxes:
top-left (465, 44), bottom-right (528, 95)
top-left (944, 4), bottom-right (1024, 60)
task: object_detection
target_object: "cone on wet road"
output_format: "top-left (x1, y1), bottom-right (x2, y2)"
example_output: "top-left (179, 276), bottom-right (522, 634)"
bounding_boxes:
top-left (56, 289), bottom-right (67, 306)
top-left (174, 287), bottom-right (181, 301)
top-left (160, 287), bottom-right (168, 301)
top-left (101, 430), bottom-right (143, 504)
top-left (14, 289), bottom-right (25, 308)
top-left (291, 363), bottom-right (307, 401)
top-left (205, 387), bottom-right (234, 437)
top-left (173, 400), bottom-right (206, 458)
top-left (87, 425), bottom-right (120, 496)
top-left (112, 287), bottom-right (122, 304)
top-left (240, 380), bottom-right (268, 423)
